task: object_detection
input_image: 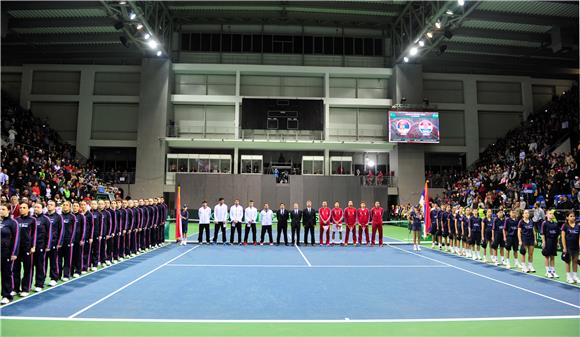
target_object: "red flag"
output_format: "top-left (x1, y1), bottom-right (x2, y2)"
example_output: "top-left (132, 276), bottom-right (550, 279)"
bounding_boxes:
top-left (176, 185), bottom-right (182, 241)
top-left (423, 180), bottom-right (431, 238)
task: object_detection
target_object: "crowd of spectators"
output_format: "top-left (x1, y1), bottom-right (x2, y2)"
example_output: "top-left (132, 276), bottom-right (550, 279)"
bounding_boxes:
top-left (1, 92), bottom-right (120, 204)
top-left (437, 84), bottom-right (579, 219)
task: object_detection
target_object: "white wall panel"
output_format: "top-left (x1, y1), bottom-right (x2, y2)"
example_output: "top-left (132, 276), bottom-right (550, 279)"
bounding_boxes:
top-left (91, 103), bottom-right (138, 140)
top-left (30, 101), bottom-right (78, 141)
top-left (31, 71), bottom-right (80, 95)
top-left (94, 72), bottom-right (140, 96)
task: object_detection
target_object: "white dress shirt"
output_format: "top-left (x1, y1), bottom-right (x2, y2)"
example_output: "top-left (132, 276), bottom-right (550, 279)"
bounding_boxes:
top-left (230, 204), bottom-right (244, 223)
top-left (245, 207), bottom-right (257, 224)
top-left (214, 203), bottom-right (228, 222)
top-left (260, 209), bottom-right (273, 226)
top-left (198, 206), bottom-right (211, 224)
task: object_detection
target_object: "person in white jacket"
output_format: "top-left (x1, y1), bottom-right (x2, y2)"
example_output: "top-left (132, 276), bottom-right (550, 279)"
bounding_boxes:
top-left (244, 200), bottom-right (258, 246)
top-left (213, 198), bottom-right (228, 244)
top-left (229, 199), bottom-right (244, 245)
top-left (260, 203), bottom-right (274, 246)
top-left (198, 201), bottom-right (211, 244)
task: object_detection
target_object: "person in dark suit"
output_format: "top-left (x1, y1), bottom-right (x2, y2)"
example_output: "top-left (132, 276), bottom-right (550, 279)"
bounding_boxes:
top-left (302, 200), bottom-right (317, 246)
top-left (290, 203), bottom-right (302, 246)
top-left (276, 203), bottom-right (289, 246)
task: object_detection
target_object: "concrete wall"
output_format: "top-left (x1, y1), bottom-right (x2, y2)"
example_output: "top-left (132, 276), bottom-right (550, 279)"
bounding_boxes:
top-left (132, 59), bottom-right (170, 198)
top-left (176, 174), bottom-right (387, 210)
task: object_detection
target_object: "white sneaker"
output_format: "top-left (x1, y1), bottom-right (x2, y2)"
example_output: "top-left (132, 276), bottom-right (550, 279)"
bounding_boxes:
top-left (529, 266), bottom-right (536, 273)
top-left (19, 292), bottom-right (29, 297)
top-left (34, 287), bottom-right (42, 292)
top-left (0, 297), bottom-right (9, 305)
top-left (62, 277), bottom-right (69, 282)
top-left (431, 242), bottom-right (435, 248)
top-left (506, 262), bottom-right (511, 270)
top-left (482, 256), bottom-right (487, 263)
top-left (81, 271), bottom-right (87, 275)
top-left (546, 272), bottom-right (553, 278)
top-left (73, 273), bottom-right (80, 278)
top-left (91, 267), bottom-right (97, 271)
top-left (494, 261), bottom-right (499, 266)
top-left (573, 274), bottom-right (580, 283)
top-left (106, 261), bottom-right (112, 266)
top-left (119, 257), bottom-right (124, 261)
top-left (522, 265), bottom-right (529, 273)
top-left (553, 272), bottom-right (559, 278)
top-left (49, 280), bottom-right (57, 287)
top-left (472, 255), bottom-right (477, 261)
top-left (567, 276), bottom-right (574, 284)
top-left (417, 246), bottom-right (421, 251)
top-left (9, 291), bottom-right (16, 297)
top-left (413, 245), bottom-right (417, 251)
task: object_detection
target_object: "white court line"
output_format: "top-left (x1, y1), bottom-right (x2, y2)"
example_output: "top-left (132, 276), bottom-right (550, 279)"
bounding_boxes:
top-left (388, 245), bottom-right (580, 310)
top-left (164, 263), bottom-right (449, 268)
top-left (68, 245), bottom-right (200, 318)
top-left (2, 315), bottom-right (579, 323)
top-left (295, 244), bottom-right (312, 267)
top-left (0, 242), bottom-right (170, 309)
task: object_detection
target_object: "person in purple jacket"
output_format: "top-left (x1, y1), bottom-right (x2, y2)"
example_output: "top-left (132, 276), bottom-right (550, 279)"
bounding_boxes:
top-left (32, 202), bottom-right (51, 292)
top-left (14, 202), bottom-right (36, 297)
top-left (1, 203), bottom-right (20, 304)
top-left (72, 201), bottom-right (86, 278)
top-left (45, 200), bottom-right (63, 286)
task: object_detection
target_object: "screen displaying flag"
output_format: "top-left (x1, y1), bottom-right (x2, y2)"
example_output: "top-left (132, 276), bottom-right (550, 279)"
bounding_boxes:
top-left (175, 185), bottom-right (182, 241)
top-left (423, 181), bottom-right (431, 238)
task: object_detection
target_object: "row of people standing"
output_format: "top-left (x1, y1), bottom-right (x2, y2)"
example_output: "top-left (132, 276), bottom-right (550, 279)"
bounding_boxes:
top-left (181, 199), bottom-right (386, 246)
top-left (0, 197), bottom-right (167, 305)
top-left (420, 203), bottom-right (579, 284)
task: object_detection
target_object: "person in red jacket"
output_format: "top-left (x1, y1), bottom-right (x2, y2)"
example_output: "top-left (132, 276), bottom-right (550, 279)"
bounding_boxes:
top-left (319, 201), bottom-right (331, 246)
top-left (343, 201), bottom-right (357, 246)
top-left (357, 202), bottom-right (370, 246)
top-left (331, 201), bottom-right (344, 245)
top-left (371, 201), bottom-right (384, 246)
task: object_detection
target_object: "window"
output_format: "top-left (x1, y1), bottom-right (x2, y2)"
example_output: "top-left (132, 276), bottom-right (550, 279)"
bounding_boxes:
top-left (243, 35), bottom-right (252, 52)
top-left (181, 33), bottom-right (190, 51)
top-left (302, 156), bottom-right (324, 175)
top-left (241, 155), bottom-right (263, 174)
top-left (201, 33), bottom-right (211, 51)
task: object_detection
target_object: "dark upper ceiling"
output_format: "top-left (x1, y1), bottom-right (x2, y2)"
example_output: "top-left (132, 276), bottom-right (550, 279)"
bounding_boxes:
top-left (1, 1), bottom-right (578, 78)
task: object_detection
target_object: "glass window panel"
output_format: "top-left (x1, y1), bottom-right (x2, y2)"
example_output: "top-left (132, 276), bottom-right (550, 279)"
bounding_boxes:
top-left (188, 159), bottom-right (199, 172)
top-left (178, 158), bottom-right (188, 172)
top-left (199, 159), bottom-right (209, 173)
top-left (220, 159), bottom-right (230, 173)
top-left (210, 159), bottom-right (220, 173)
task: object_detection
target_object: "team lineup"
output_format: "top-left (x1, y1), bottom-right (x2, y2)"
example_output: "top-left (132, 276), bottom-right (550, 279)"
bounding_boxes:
top-left (180, 199), bottom-right (386, 246)
top-left (0, 197), bottom-right (168, 305)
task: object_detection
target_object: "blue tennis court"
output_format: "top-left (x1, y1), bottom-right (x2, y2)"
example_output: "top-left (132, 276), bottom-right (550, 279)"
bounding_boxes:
top-left (2, 232), bottom-right (579, 323)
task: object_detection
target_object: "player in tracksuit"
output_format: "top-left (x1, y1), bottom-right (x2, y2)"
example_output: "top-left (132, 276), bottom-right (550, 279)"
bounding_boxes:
top-left (129, 201), bottom-right (137, 252)
top-left (409, 206), bottom-right (422, 251)
top-left (1, 203), bottom-right (20, 304)
top-left (45, 200), bottom-right (63, 286)
top-left (72, 202), bottom-right (86, 277)
top-left (449, 206), bottom-right (458, 254)
top-left (103, 200), bottom-right (117, 265)
top-left (371, 201), bottom-right (384, 246)
top-left (437, 206), bottom-right (445, 250)
top-left (90, 200), bottom-right (103, 270)
top-left (540, 211), bottom-right (559, 279)
top-left (343, 201), bottom-right (357, 246)
top-left (491, 209), bottom-right (506, 266)
top-left (503, 209), bottom-right (520, 270)
top-left (81, 200), bottom-right (94, 273)
top-left (32, 203), bottom-right (51, 292)
top-left (101, 200), bottom-right (112, 265)
top-left (61, 201), bottom-right (77, 280)
top-left (481, 209), bottom-right (494, 263)
top-left (430, 203), bottom-right (440, 249)
top-left (145, 199), bottom-right (153, 248)
top-left (109, 201), bottom-right (118, 262)
top-left (318, 201), bottom-right (331, 246)
top-left (137, 199), bottom-right (146, 251)
top-left (14, 203), bottom-right (36, 296)
top-left (117, 200), bottom-right (127, 260)
top-left (454, 207), bottom-right (463, 255)
top-left (357, 202), bottom-right (370, 246)
top-left (159, 197), bottom-right (167, 244)
top-left (331, 202), bottom-right (343, 245)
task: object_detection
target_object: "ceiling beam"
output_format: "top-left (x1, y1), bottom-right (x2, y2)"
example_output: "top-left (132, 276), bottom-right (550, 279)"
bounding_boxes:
top-left (454, 27), bottom-right (550, 42)
top-left (8, 17), bottom-right (114, 29)
top-left (2, 33), bottom-right (122, 45)
top-left (2, 1), bottom-right (103, 11)
top-left (468, 10), bottom-right (577, 27)
top-left (443, 41), bottom-right (567, 58)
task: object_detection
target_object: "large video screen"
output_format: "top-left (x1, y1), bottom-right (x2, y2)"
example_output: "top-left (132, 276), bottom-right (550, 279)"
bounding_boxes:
top-left (388, 111), bottom-right (440, 143)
